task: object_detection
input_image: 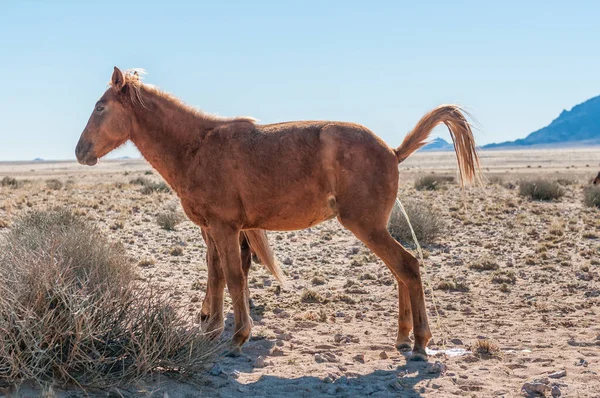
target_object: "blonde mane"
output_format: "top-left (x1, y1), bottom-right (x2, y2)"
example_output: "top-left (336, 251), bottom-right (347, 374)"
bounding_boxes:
top-left (110, 69), bottom-right (257, 124)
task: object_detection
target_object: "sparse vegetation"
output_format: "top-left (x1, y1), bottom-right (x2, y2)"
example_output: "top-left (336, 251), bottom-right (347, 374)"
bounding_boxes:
top-left (1, 176), bottom-right (21, 188)
top-left (300, 289), bottom-right (325, 303)
top-left (0, 209), bottom-right (216, 389)
top-left (469, 256), bottom-right (500, 271)
top-left (45, 179), bottom-right (63, 190)
top-left (414, 175), bottom-right (454, 191)
top-left (491, 270), bottom-right (516, 284)
top-left (156, 209), bottom-right (182, 231)
top-left (519, 179), bottom-right (565, 201)
top-left (435, 277), bottom-right (469, 292)
top-left (388, 199), bottom-right (444, 246)
top-left (583, 186), bottom-right (600, 208)
top-left (141, 181), bottom-right (170, 194)
top-left (472, 339), bottom-right (501, 359)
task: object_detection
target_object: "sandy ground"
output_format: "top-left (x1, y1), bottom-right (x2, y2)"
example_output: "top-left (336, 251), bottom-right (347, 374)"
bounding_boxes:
top-left (0, 148), bottom-right (599, 397)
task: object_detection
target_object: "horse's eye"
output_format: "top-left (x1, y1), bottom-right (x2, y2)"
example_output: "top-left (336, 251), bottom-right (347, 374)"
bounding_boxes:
top-left (96, 106), bottom-right (104, 112)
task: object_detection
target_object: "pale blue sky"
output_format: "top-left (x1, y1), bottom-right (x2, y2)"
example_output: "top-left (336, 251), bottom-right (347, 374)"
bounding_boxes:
top-left (1, 0), bottom-right (599, 161)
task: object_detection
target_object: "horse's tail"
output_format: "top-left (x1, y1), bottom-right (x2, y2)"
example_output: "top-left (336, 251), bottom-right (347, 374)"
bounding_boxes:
top-left (394, 105), bottom-right (481, 185)
top-left (243, 230), bottom-right (285, 285)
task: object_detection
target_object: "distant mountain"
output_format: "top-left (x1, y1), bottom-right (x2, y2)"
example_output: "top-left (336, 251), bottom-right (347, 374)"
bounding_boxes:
top-left (484, 95), bottom-right (600, 149)
top-left (421, 137), bottom-right (454, 151)
top-left (33, 158), bottom-right (44, 162)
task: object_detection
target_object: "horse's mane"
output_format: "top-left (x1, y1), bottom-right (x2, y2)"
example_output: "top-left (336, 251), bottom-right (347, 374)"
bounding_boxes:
top-left (110, 69), bottom-right (257, 124)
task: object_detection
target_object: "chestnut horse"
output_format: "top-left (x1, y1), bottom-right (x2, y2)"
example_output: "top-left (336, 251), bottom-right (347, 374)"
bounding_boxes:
top-left (76, 67), bottom-right (481, 360)
top-left (593, 172), bottom-right (600, 185)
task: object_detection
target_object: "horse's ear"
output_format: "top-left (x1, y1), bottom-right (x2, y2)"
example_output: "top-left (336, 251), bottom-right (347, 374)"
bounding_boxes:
top-left (111, 67), bottom-right (125, 91)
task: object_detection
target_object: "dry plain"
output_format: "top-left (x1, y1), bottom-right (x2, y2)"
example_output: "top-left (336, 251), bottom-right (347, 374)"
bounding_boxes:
top-left (0, 148), bottom-right (599, 397)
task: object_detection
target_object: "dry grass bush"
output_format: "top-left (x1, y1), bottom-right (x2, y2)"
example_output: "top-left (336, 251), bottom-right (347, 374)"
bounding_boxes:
top-left (414, 174), bottom-right (455, 191)
top-left (518, 179), bottom-right (565, 201)
top-left (156, 210), bottom-right (182, 231)
top-left (583, 186), bottom-right (600, 208)
top-left (141, 182), bottom-right (170, 195)
top-left (0, 209), bottom-right (216, 389)
top-left (1, 176), bottom-right (22, 188)
top-left (388, 200), bottom-right (444, 246)
top-left (45, 179), bottom-right (63, 191)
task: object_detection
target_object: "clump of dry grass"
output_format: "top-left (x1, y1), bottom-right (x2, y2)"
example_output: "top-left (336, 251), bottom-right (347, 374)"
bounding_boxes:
top-left (130, 177), bottom-right (170, 194)
top-left (491, 270), bottom-right (516, 284)
top-left (414, 175), bottom-right (454, 191)
top-left (156, 209), bottom-right (182, 231)
top-left (388, 199), bottom-right (444, 246)
top-left (471, 339), bottom-right (501, 359)
top-left (0, 209), bottom-right (216, 389)
top-left (469, 255), bottom-right (499, 271)
top-left (519, 179), bottom-right (565, 201)
top-left (435, 277), bottom-right (469, 292)
top-left (45, 179), bottom-right (63, 190)
top-left (300, 289), bottom-right (325, 303)
top-left (583, 186), bottom-right (600, 208)
top-left (1, 176), bottom-right (22, 188)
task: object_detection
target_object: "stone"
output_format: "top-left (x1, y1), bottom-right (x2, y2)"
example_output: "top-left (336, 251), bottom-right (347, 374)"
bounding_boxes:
top-left (254, 356), bottom-right (266, 368)
top-left (522, 381), bottom-right (551, 395)
top-left (426, 361), bottom-right (447, 374)
top-left (353, 353), bottom-right (365, 363)
top-left (379, 351), bottom-right (388, 359)
top-left (209, 363), bottom-right (222, 376)
top-left (551, 385), bottom-right (562, 397)
top-left (548, 369), bottom-right (566, 379)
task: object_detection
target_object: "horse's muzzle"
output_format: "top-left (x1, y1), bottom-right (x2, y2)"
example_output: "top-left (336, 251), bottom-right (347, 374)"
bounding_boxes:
top-left (75, 140), bottom-right (98, 166)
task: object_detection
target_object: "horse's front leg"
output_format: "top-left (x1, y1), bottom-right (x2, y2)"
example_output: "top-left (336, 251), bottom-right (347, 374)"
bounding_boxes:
top-left (201, 229), bottom-right (226, 339)
top-left (211, 224), bottom-right (252, 354)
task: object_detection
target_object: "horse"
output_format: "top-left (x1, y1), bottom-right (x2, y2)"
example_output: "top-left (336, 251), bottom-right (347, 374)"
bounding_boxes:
top-left (593, 172), bottom-right (600, 185)
top-left (76, 67), bottom-right (481, 360)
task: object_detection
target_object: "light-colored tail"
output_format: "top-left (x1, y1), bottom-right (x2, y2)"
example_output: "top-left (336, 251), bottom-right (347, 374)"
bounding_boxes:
top-left (243, 230), bottom-right (285, 285)
top-left (395, 105), bottom-right (481, 184)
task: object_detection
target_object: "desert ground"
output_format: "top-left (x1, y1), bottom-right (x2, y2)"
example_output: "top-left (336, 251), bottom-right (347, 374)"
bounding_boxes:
top-left (0, 148), bottom-right (599, 397)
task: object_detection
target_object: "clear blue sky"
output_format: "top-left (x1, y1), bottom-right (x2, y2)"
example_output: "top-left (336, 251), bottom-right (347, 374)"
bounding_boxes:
top-left (1, 0), bottom-right (599, 161)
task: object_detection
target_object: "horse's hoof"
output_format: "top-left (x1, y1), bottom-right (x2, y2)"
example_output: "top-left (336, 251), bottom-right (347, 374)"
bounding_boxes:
top-left (396, 339), bottom-right (412, 351)
top-left (226, 346), bottom-right (243, 358)
top-left (200, 312), bottom-right (210, 322)
top-left (409, 350), bottom-right (428, 362)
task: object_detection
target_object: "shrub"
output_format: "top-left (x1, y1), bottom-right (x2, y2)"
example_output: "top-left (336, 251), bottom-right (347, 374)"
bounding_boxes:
top-left (469, 256), bottom-right (499, 271)
top-left (388, 199), bottom-right (444, 246)
top-left (130, 176), bottom-right (151, 186)
top-left (518, 179), bottom-right (564, 201)
top-left (583, 186), bottom-right (600, 208)
top-left (141, 182), bottom-right (170, 195)
top-left (1, 176), bottom-right (20, 188)
top-left (156, 210), bottom-right (182, 231)
top-left (0, 209), bottom-right (216, 389)
top-left (414, 175), bottom-right (454, 191)
top-left (45, 179), bottom-right (63, 190)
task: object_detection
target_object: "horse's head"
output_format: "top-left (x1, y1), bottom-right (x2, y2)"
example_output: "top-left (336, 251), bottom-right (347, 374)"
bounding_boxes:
top-left (75, 67), bottom-right (139, 166)
top-left (593, 172), bottom-right (600, 185)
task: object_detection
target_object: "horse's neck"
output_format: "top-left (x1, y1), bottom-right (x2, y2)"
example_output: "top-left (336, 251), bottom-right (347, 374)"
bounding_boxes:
top-left (129, 89), bottom-right (213, 191)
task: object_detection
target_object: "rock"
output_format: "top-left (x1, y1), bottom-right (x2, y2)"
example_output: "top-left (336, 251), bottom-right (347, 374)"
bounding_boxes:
top-left (271, 347), bottom-right (284, 356)
top-left (282, 257), bottom-right (293, 265)
top-left (315, 352), bottom-right (337, 363)
top-left (432, 383), bottom-right (442, 389)
top-left (575, 358), bottom-right (588, 367)
top-left (353, 353), bottom-right (365, 363)
top-left (450, 338), bottom-right (464, 345)
top-left (254, 356), bottom-right (266, 368)
top-left (548, 369), bottom-right (566, 379)
top-left (209, 363), bottom-right (222, 376)
top-left (426, 361), bottom-right (447, 375)
top-left (322, 376), bottom-right (333, 383)
top-left (379, 351), bottom-right (388, 359)
top-left (551, 385), bottom-right (562, 397)
top-left (522, 381), bottom-right (551, 395)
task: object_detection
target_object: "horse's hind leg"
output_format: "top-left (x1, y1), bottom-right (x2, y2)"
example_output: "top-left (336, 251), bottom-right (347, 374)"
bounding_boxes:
top-left (340, 219), bottom-right (431, 360)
